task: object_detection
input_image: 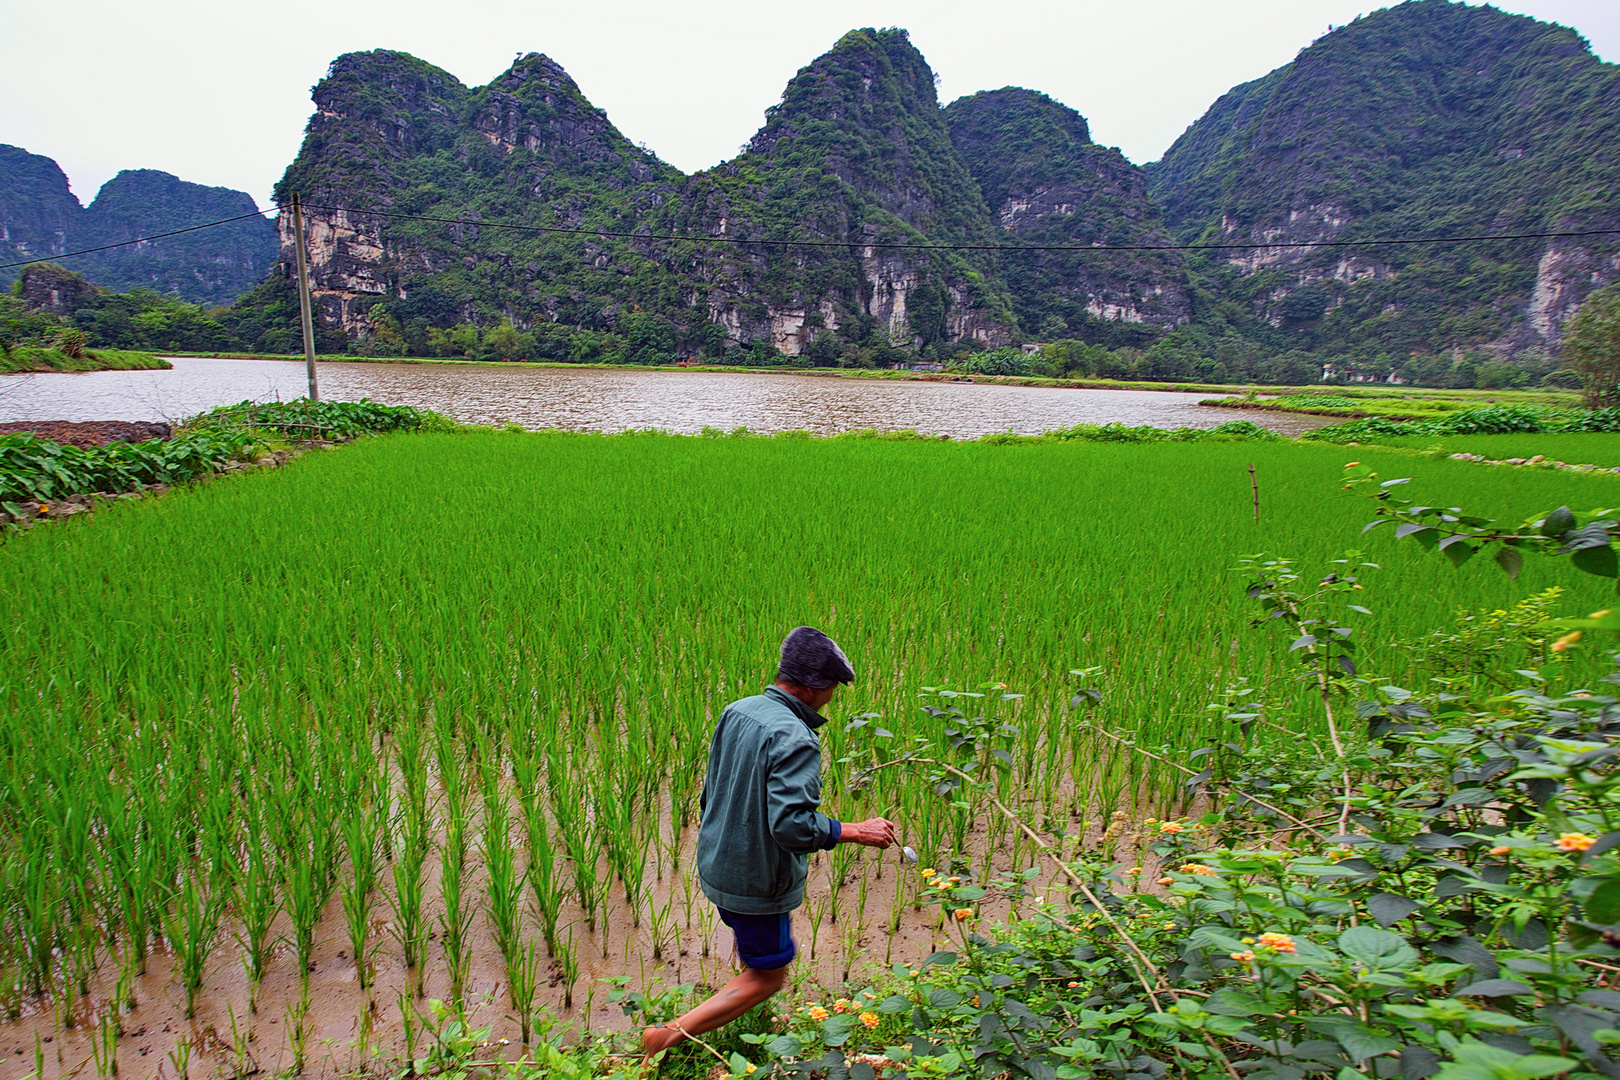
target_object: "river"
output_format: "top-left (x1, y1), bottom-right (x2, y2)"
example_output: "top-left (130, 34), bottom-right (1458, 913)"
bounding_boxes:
top-left (0, 357), bottom-right (1334, 438)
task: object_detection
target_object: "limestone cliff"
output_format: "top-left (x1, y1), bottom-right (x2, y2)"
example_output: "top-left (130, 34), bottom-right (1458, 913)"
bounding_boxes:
top-left (668, 28), bottom-right (1015, 353)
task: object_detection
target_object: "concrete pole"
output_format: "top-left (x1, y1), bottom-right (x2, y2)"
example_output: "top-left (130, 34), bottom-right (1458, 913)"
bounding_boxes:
top-left (291, 192), bottom-right (320, 402)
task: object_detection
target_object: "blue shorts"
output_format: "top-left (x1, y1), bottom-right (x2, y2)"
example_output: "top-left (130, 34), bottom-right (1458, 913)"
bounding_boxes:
top-left (717, 908), bottom-right (797, 970)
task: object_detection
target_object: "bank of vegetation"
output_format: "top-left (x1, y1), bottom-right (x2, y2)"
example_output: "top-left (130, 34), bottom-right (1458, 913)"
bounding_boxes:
top-left (0, 399), bottom-right (441, 526)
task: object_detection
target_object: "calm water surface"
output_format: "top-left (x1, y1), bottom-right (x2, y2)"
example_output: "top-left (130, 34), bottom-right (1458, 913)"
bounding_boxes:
top-left (0, 358), bottom-right (1335, 438)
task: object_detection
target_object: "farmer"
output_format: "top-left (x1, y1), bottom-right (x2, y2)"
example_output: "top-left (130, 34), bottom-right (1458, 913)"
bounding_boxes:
top-left (641, 626), bottom-right (896, 1058)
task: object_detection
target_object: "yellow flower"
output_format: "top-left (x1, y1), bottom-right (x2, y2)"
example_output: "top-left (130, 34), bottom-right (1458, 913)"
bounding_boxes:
top-left (1557, 832), bottom-right (1597, 852)
top-left (1344, 462), bottom-right (1360, 468)
top-left (921, 868), bottom-right (936, 878)
top-left (1066, 981), bottom-right (1080, 989)
top-left (1125, 867), bottom-right (1143, 875)
top-left (954, 908), bottom-right (973, 921)
top-left (1156, 877), bottom-right (1175, 885)
top-left (1552, 631), bottom-right (1582, 653)
top-left (948, 876), bottom-right (961, 884)
top-left (747, 1067), bottom-right (758, 1075)
top-left (808, 1005), bottom-right (829, 1022)
top-left (861, 1011), bottom-right (880, 1029)
top-left (1590, 610), bottom-right (1611, 620)
top-left (1163, 922), bottom-right (1177, 930)
top-left (1230, 951), bottom-right (1255, 963)
top-left (862, 991), bottom-right (876, 999)
top-left (1256, 932), bottom-right (1296, 954)
top-left (833, 999), bottom-right (850, 1013)
top-left (909, 969), bottom-right (921, 979)
top-left (1159, 821), bottom-right (1184, 834)
top-left (37, 503), bottom-right (49, 514)
top-left (1180, 863), bottom-right (1217, 876)
top-left (1489, 845), bottom-right (1512, 856)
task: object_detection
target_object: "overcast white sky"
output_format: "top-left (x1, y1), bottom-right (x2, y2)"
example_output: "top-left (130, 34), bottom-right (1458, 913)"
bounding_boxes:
top-left (3, 0), bottom-right (1615, 211)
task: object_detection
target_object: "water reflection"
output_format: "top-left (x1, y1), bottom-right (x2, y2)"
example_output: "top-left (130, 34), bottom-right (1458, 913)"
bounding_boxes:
top-left (0, 358), bottom-right (1335, 438)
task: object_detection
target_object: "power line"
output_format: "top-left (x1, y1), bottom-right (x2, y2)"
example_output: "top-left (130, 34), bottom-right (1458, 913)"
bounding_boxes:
top-left (3, 199), bottom-right (1619, 274)
top-left (0, 209), bottom-right (280, 271)
top-left (300, 201), bottom-right (1620, 254)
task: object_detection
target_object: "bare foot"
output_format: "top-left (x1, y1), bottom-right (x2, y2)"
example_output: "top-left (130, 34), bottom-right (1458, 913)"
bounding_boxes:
top-left (641, 1024), bottom-right (685, 1060)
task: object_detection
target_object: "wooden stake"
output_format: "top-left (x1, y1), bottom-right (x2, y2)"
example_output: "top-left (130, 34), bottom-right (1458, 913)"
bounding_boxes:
top-left (1248, 462), bottom-right (1260, 523)
top-left (291, 192), bottom-right (320, 402)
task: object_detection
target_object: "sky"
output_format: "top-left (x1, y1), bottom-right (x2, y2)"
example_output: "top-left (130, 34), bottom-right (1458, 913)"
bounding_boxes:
top-left (3, 0), bottom-right (1616, 212)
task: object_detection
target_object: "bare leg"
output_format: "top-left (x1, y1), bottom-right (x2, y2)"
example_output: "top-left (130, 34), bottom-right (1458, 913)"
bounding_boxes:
top-left (641, 965), bottom-right (787, 1058)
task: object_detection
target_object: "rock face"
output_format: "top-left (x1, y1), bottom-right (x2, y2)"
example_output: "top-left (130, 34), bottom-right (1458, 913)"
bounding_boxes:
top-left (272, 49), bottom-right (683, 339)
top-left (1148, 0), bottom-right (1620, 355)
top-left (0, 144), bottom-right (277, 303)
top-left (673, 28), bottom-right (1014, 352)
top-left (944, 88), bottom-right (1189, 341)
top-left (16, 263), bottom-right (102, 314)
top-left (0, 146), bottom-right (80, 280)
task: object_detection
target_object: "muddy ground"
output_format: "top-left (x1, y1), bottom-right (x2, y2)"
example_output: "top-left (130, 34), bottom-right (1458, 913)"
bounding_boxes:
top-left (0, 808), bottom-right (1156, 1080)
top-left (0, 421), bottom-right (171, 448)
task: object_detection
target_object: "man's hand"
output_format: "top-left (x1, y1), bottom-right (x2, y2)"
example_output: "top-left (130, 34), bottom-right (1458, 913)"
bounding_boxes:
top-left (841, 817), bottom-right (896, 849)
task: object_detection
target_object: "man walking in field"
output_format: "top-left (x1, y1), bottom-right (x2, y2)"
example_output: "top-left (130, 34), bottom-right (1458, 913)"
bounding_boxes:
top-left (641, 626), bottom-right (896, 1059)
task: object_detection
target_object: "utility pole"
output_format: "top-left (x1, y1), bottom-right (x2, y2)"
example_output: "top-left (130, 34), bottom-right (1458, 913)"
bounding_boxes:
top-left (291, 192), bottom-right (320, 402)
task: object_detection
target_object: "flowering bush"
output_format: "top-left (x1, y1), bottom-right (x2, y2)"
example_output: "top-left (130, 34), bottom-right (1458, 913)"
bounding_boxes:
top-left (739, 477), bottom-right (1620, 1080)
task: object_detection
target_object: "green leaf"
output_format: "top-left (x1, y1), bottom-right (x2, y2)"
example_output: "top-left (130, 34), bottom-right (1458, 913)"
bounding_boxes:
top-left (1494, 545), bottom-right (1523, 579)
top-left (1585, 879), bottom-right (1620, 925)
top-left (877, 994), bottom-right (910, 1014)
top-left (928, 988), bottom-right (963, 1009)
top-left (1571, 543), bottom-right (1619, 578)
top-left (765, 1035), bottom-right (802, 1057)
top-left (1541, 506), bottom-right (1577, 538)
top-left (1338, 925), bottom-right (1418, 970)
top-left (1301, 1016), bottom-right (1402, 1062)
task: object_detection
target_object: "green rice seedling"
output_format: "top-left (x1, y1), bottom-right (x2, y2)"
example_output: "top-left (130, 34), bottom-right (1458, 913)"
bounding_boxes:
top-left (162, 865), bottom-right (222, 1020)
top-left (646, 892), bottom-right (675, 962)
top-left (285, 994), bottom-right (308, 1077)
top-left (167, 1034), bottom-right (192, 1080)
top-left (479, 783), bottom-right (526, 990)
top-left (90, 1010), bottom-right (117, 1079)
top-left (508, 937), bottom-right (541, 1042)
top-left (282, 837), bottom-right (331, 998)
top-left (438, 811), bottom-right (473, 1006)
top-left (389, 812), bottom-right (430, 998)
top-left (340, 801), bottom-right (384, 993)
top-left (226, 1004), bottom-right (252, 1079)
top-left (806, 890), bottom-right (828, 961)
top-left (518, 791), bottom-right (561, 955)
top-left (558, 925), bottom-right (580, 1010)
top-left (398, 992), bottom-right (421, 1069)
top-left (231, 822), bottom-right (280, 1011)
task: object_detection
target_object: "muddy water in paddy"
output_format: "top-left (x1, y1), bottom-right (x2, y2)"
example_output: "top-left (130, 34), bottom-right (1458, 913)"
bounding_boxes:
top-left (0, 358), bottom-right (1337, 437)
top-left (0, 803), bottom-right (1164, 1080)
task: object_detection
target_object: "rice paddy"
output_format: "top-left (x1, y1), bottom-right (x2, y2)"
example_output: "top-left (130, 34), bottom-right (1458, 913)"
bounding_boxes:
top-left (0, 431), bottom-right (1615, 1076)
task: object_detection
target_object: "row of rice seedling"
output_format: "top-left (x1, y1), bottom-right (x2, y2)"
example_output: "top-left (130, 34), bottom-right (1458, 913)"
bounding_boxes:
top-left (0, 431), bottom-right (1612, 1071)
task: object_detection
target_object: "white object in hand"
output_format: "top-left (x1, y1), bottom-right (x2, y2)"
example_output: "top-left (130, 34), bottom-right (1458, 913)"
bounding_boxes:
top-left (902, 846), bottom-right (918, 864)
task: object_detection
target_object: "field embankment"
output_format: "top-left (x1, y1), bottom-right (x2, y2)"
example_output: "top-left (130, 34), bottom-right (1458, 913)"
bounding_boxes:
top-left (0, 346), bottom-right (170, 374)
top-left (1202, 387), bottom-right (1581, 420)
top-left (0, 431), bottom-right (1614, 1075)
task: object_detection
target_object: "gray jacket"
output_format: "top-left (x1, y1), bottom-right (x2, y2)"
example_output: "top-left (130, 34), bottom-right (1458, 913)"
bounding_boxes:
top-left (696, 686), bottom-right (840, 914)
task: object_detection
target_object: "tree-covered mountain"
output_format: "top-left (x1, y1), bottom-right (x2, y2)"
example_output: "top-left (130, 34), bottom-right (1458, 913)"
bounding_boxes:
top-left (944, 88), bottom-right (1189, 346)
top-left (0, 145), bottom-right (277, 304)
top-left (1147, 0), bottom-right (1620, 361)
top-left (667, 28), bottom-right (1016, 358)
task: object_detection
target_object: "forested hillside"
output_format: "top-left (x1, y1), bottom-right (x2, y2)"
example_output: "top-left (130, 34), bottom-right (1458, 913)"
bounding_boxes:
top-left (0, 145), bottom-right (276, 304)
top-left (1148, 0), bottom-right (1620, 364)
